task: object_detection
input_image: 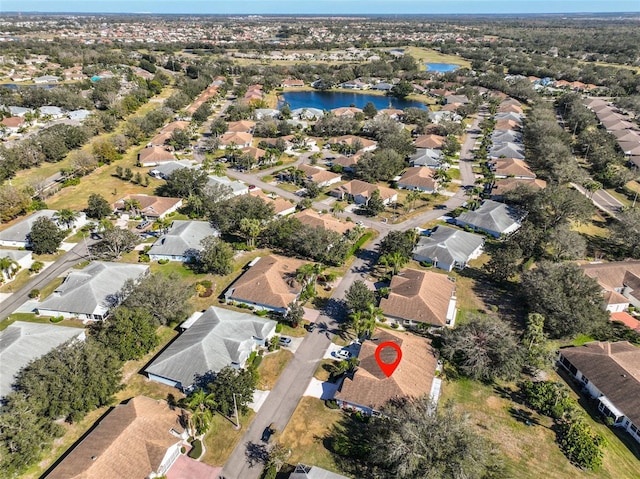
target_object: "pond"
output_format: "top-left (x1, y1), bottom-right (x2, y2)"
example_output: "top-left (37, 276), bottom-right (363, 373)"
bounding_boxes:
top-left (425, 63), bottom-right (460, 73)
top-left (278, 91), bottom-right (428, 112)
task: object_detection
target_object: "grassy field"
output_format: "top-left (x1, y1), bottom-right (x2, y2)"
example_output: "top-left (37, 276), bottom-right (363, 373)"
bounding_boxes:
top-left (403, 46), bottom-right (472, 69)
top-left (203, 410), bottom-right (256, 466)
top-left (440, 376), bottom-right (640, 479)
top-left (257, 349), bottom-right (294, 390)
top-left (280, 397), bottom-right (345, 474)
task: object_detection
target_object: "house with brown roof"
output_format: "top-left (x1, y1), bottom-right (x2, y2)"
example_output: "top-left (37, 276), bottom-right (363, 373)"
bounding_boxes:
top-left (45, 396), bottom-right (190, 479)
top-left (380, 269), bottom-right (457, 327)
top-left (219, 131), bottom-right (253, 149)
top-left (250, 190), bottom-right (297, 217)
top-left (396, 167), bottom-right (437, 193)
top-left (331, 107), bottom-right (363, 117)
top-left (113, 194), bottom-right (182, 220)
top-left (610, 312), bottom-right (640, 332)
top-left (281, 79), bottom-right (305, 88)
top-left (327, 135), bottom-right (377, 152)
top-left (334, 328), bottom-right (439, 414)
top-left (414, 134), bottom-right (445, 149)
top-left (580, 261), bottom-right (640, 312)
top-left (294, 209), bottom-right (352, 235)
top-left (489, 158), bottom-right (536, 179)
top-left (227, 120), bottom-right (256, 133)
top-left (224, 254), bottom-right (307, 313)
top-left (494, 119), bottom-right (522, 131)
top-left (330, 180), bottom-right (397, 206)
top-left (1, 116), bottom-right (25, 134)
top-left (558, 341), bottom-right (640, 444)
top-left (138, 146), bottom-right (177, 167)
top-left (488, 177), bottom-right (547, 200)
top-left (298, 164), bottom-right (343, 188)
top-left (241, 146), bottom-right (267, 165)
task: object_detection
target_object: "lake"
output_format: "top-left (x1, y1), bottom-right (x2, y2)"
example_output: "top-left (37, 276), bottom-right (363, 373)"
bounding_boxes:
top-left (425, 63), bottom-right (460, 73)
top-left (278, 91), bottom-right (428, 111)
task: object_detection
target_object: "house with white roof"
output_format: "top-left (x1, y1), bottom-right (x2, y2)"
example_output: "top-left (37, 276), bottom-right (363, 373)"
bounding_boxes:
top-left (0, 249), bottom-right (33, 284)
top-left (148, 220), bottom-right (219, 262)
top-left (412, 226), bottom-right (484, 272)
top-left (36, 262), bottom-right (149, 321)
top-left (145, 306), bottom-right (276, 391)
top-left (455, 200), bottom-right (523, 238)
top-left (0, 210), bottom-right (87, 248)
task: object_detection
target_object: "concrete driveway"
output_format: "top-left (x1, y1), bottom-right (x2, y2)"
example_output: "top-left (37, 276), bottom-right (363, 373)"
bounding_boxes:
top-left (304, 378), bottom-right (341, 400)
top-left (279, 336), bottom-right (304, 353)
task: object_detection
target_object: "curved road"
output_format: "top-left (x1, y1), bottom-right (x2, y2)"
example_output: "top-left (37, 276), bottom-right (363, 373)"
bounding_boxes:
top-left (220, 109), bottom-right (483, 478)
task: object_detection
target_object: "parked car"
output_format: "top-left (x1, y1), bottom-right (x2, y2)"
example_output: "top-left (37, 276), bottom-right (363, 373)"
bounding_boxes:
top-left (279, 336), bottom-right (292, 347)
top-left (335, 349), bottom-right (351, 360)
top-left (261, 423), bottom-right (277, 443)
top-left (136, 220), bottom-right (150, 230)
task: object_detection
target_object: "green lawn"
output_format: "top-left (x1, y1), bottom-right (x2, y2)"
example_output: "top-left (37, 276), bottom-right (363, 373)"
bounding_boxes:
top-left (440, 377), bottom-right (640, 479)
top-left (257, 349), bottom-right (294, 390)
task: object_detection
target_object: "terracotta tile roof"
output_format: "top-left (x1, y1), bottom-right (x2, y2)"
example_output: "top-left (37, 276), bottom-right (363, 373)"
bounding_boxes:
top-left (227, 120), bottom-right (256, 133)
top-left (294, 209), bottom-right (352, 235)
top-left (414, 134), bottom-right (445, 149)
top-left (494, 119), bottom-right (522, 131)
top-left (46, 396), bottom-right (187, 479)
top-left (220, 131), bottom-right (253, 146)
top-left (241, 146), bottom-right (266, 160)
top-left (138, 146), bottom-right (177, 165)
top-left (298, 164), bottom-right (341, 185)
top-left (335, 328), bottom-right (437, 411)
top-left (331, 107), bottom-right (363, 116)
top-left (498, 104), bottom-right (523, 114)
top-left (397, 167), bottom-right (437, 190)
top-left (490, 178), bottom-right (546, 197)
top-left (1, 116), bottom-right (25, 128)
top-left (380, 269), bottom-right (456, 326)
top-left (490, 158), bottom-right (536, 178)
top-left (331, 179), bottom-right (397, 202)
top-left (161, 121), bottom-right (191, 134)
top-left (149, 130), bottom-right (173, 146)
top-left (581, 261), bottom-right (640, 292)
top-left (226, 254), bottom-right (307, 309)
top-left (610, 312), bottom-right (640, 332)
top-left (250, 190), bottom-right (295, 216)
top-left (328, 135), bottom-right (377, 149)
top-left (560, 342), bottom-right (640, 426)
top-left (113, 194), bottom-right (182, 218)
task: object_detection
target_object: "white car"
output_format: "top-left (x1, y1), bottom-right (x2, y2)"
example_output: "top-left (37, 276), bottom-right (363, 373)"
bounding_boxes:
top-left (335, 349), bottom-right (351, 360)
top-left (279, 336), bottom-right (292, 347)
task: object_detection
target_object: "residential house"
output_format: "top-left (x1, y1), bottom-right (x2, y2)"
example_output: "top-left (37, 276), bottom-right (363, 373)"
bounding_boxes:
top-left (67, 109), bottom-right (92, 121)
top-left (610, 312), bottom-right (640, 333)
top-left (488, 177), bottom-right (547, 200)
top-left (148, 160), bottom-right (193, 180)
top-left (412, 225), bottom-right (484, 272)
top-left (289, 464), bottom-right (350, 479)
top-left (455, 200), bottom-right (523, 238)
top-left (380, 268), bottom-right (457, 327)
top-left (494, 119), bottom-right (522, 131)
top-left (334, 328), bottom-right (439, 415)
top-left (489, 142), bottom-right (525, 160)
top-left (428, 110), bottom-right (462, 124)
top-left (0, 321), bottom-right (84, 398)
top-left (294, 209), bottom-right (352, 235)
top-left (7, 106), bottom-right (30, 117)
top-left (558, 341), bottom-right (640, 444)
top-left (371, 82), bottom-right (394, 92)
top-left (445, 94), bottom-right (469, 105)
top-left (378, 108), bottom-right (404, 119)
top-left (329, 155), bottom-right (359, 173)
top-left (291, 108), bottom-right (325, 120)
top-left (489, 158), bottom-right (537, 179)
top-left (414, 134), bottom-right (445, 149)
top-left (219, 131), bottom-right (253, 149)
top-left (45, 396), bottom-right (190, 479)
top-left (138, 146), bottom-right (177, 167)
top-left (0, 249), bottom-right (32, 284)
top-left (1, 116), bottom-right (25, 134)
top-left (207, 175), bottom-right (249, 197)
top-left (37, 262), bottom-right (148, 320)
top-left (327, 135), bottom-right (377, 153)
top-left (148, 220), bottom-right (219, 263)
top-left (33, 75), bottom-right (60, 84)
top-left (494, 112), bottom-right (523, 124)
top-left (281, 79), bottom-right (305, 88)
top-left (0, 210), bottom-right (87, 248)
top-left (601, 117), bottom-right (636, 132)
top-left (330, 180), bottom-right (397, 205)
top-left (254, 108), bottom-right (281, 120)
top-left (339, 79), bottom-right (369, 90)
top-left (224, 254), bottom-right (307, 313)
top-left (145, 307), bottom-right (276, 391)
top-left (227, 120), bottom-right (256, 133)
top-left (298, 164), bottom-right (342, 188)
top-left (113, 194), bottom-right (182, 219)
top-left (331, 107), bottom-right (363, 117)
top-left (581, 261), bottom-right (640, 312)
top-left (396, 167), bottom-right (438, 193)
top-left (148, 130), bottom-right (173, 147)
top-left (491, 129), bottom-right (522, 145)
top-left (250, 190), bottom-right (297, 217)
top-left (409, 148), bottom-right (445, 169)
top-left (38, 106), bottom-right (64, 118)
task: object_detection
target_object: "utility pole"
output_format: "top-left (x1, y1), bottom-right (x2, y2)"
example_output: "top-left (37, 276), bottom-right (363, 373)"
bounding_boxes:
top-left (232, 393), bottom-right (241, 430)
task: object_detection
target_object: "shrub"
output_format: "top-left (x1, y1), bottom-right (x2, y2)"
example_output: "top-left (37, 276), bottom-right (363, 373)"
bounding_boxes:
top-left (557, 419), bottom-right (603, 470)
top-left (275, 323), bottom-right (283, 333)
top-left (138, 253), bottom-right (150, 263)
top-left (50, 316), bottom-right (64, 323)
top-left (28, 289), bottom-right (40, 298)
top-left (158, 259), bottom-right (169, 265)
top-left (325, 399), bottom-right (339, 409)
top-left (255, 309), bottom-right (268, 317)
top-left (391, 322), bottom-right (399, 329)
top-left (61, 177), bottom-right (81, 188)
top-left (262, 465), bottom-right (277, 479)
top-left (29, 261), bottom-right (45, 273)
top-left (199, 280), bottom-right (213, 289)
top-left (188, 439), bottom-right (203, 459)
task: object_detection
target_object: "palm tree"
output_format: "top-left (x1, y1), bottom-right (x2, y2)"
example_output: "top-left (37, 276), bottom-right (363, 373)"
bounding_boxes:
top-left (332, 201), bottom-right (346, 217)
top-left (0, 256), bottom-right (19, 281)
top-left (154, 217), bottom-right (172, 234)
top-left (380, 251), bottom-right (407, 276)
top-left (239, 218), bottom-right (262, 248)
top-left (350, 303), bottom-right (383, 339)
top-left (212, 162), bottom-right (226, 177)
top-left (187, 389), bottom-right (217, 436)
top-left (54, 209), bottom-right (80, 230)
top-left (433, 169), bottom-right (452, 192)
top-left (296, 263), bottom-right (324, 289)
top-left (406, 189), bottom-right (422, 212)
top-left (123, 199), bottom-right (142, 217)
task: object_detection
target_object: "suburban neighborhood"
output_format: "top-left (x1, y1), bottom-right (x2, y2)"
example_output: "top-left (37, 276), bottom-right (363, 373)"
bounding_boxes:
top-left (0, 6), bottom-right (640, 479)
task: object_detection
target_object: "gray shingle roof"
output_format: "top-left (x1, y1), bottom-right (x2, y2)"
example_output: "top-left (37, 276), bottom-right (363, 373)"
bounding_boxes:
top-left (148, 220), bottom-right (219, 258)
top-left (489, 142), bottom-right (525, 159)
top-left (494, 111), bottom-right (523, 123)
top-left (149, 160), bottom-right (193, 179)
top-left (456, 200), bottom-right (523, 236)
top-left (412, 226), bottom-right (484, 267)
top-left (290, 464), bottom-right (350, 479)
top-left (0, 248), bottom-right (31, 262)
top-left (37, 262), bottom-right (149, 317)
top-left (0, 321), bottom-right (83, 397)
top-left (145, 306), bottom-right (276, 390)
top-left (0, 210), bottom-right (57, 243)
top-left (409, 148), bottom-right (443, 167)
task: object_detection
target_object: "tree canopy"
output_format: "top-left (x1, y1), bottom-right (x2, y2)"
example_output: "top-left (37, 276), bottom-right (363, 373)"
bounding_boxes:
top-left (29, 217), bottom-right (65, 254)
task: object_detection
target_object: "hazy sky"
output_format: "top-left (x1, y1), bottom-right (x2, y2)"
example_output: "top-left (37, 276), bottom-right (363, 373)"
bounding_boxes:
top-left (3, 1), bottom-right (640, 14)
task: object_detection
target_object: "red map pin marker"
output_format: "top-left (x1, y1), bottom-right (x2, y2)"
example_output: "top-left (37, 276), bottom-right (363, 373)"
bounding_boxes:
top-left (374, 341), bottom-right (402, 377)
